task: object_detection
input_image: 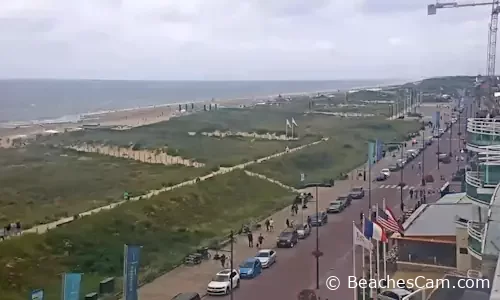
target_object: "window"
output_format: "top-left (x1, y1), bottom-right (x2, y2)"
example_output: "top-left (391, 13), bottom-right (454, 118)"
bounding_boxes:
top-left (459, 247), bottom-right (468, 254)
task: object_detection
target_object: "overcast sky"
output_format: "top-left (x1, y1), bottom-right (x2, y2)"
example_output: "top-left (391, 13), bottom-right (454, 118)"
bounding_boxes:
top-left (0, 0), bottom-right (494, 80)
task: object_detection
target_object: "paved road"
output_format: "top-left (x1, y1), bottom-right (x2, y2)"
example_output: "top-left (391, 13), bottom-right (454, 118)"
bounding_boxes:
top-left (207, 108), bottom-right (463, 300)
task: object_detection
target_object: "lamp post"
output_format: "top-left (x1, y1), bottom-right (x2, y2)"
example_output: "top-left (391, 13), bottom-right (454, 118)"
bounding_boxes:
top-left (386, 142), bottom-right (406, 212)
top-left (305, 184), bottom-right (323, 291)
top-left (421, 124), bottom-right (426, 186)
top-left (216, 231), bottom-right (235, 300)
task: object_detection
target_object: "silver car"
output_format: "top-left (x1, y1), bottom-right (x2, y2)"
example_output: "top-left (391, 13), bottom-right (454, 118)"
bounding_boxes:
top-left (295, 223), bottom-right (311, 239)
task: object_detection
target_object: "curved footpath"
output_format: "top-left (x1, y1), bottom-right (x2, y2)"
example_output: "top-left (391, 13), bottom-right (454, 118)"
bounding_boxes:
top-left (205, 115), bottom-right (462, 300)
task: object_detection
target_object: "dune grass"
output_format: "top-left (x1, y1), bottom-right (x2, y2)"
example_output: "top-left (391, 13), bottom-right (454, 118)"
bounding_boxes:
top-left (0, 145), bottom-right (208, 227)
top-left (0, 171), bottom-right (293, 300)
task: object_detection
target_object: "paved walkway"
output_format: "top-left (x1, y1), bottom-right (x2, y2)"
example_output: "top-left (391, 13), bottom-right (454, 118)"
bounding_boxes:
top-left (136, 127), bottom-right (431, 300)
top-left (12, 139), bottom-right (325, 237)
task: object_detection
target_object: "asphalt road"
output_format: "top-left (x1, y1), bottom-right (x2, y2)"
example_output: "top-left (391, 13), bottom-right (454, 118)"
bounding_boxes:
top-left (206, 116), bottom-right (466, 300)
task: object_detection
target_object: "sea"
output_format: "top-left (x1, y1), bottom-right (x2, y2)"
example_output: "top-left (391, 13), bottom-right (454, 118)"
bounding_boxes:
top-left (0, 79), bottom-right (401, 126)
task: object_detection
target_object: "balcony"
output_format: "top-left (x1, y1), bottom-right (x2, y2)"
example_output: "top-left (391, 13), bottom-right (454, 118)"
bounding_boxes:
top-left (465, 171), bottom-right (496, 206)
top-left (467, 118), bottom-right (500, 152)
top-left (467, 221), bottom-right (485, 242)
top-left (468, 235), bottom-right (483, 260)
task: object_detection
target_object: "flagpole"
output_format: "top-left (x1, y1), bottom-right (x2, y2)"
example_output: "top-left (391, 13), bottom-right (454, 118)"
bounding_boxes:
top-left (352, 222), bottom-right (358, 300)
top-left (375, 204), bottom-right (380, 284)
top-left (369, 237), bottom-right (373, 299)
top-left (291, 123), bottom-right (294, 138)
top-left (285, 119), bottom-right (288, 137)
top-left (383, 199), bottom-right (388, 278)
top-left (362, 217), bottom-right (366, 300)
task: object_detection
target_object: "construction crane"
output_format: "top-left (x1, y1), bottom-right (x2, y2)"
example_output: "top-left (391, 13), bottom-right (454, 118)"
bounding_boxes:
top-left (428, 1), bottom-right (500, 109)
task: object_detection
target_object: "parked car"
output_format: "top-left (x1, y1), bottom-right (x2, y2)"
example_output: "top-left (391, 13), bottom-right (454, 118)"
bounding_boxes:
top-left (294, 223), bottom-right (311, 239)
top-left (336, 195), bottom-right (352, 206)
top-left (255, 249), bottom-right (277, 268)
top-left (380, 169), bottom-right (391, 177)
top-left (206, 269), bottom-right (240, 295)
top-left (388, 164), bottom-right (400, 172)
top-left (327, 200), bottom-right (345, 213)
top-left (276, 228), bottom-right (299, 248)
top-left (377, 288), bottom-right (412, 300)
top-left (171, 292), bottom-right (202, 300)
top-left (239, 257), bottom-right (262, 279)
top-left (349, 187), bottom-right (365, 199)
top-left (309, 211), bottom-right (328, 226)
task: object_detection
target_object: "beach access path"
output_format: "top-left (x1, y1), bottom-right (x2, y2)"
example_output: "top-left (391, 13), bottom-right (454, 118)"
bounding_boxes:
top-left (17, 139), bottom-right (325, 236)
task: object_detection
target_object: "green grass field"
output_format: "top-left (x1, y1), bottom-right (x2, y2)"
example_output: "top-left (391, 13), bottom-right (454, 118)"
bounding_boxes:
top-left (0, 171), bottom-right (293, 300)
top-left (0, 145), bottom-right (209, 227)
top-left (247, 119), bottom-right (421, 187)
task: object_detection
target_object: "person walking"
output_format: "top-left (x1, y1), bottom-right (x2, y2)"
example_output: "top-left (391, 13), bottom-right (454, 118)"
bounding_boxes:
top-left (269, 218), bottom-right (274, 231)
top-left (247, 232), bottom-right (253, 247)
top-left (265, 219), bottom-right (270, 232)
top-left (257, 233), bottom-right (264, 248)
top-left (220, 254), bottom-right (226, 268)
top-left (286, 218), bottom-right (290, 228)
top-left (409, 188), bottom-right (414, 199)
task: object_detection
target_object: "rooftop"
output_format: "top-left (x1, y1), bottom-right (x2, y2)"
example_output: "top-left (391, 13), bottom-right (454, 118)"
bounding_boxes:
top-left (402, 193), bottom-right (475, 236)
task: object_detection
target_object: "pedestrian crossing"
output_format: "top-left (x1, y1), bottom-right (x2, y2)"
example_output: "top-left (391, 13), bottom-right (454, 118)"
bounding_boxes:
top-left (378, 184), bottom-right (416, 190)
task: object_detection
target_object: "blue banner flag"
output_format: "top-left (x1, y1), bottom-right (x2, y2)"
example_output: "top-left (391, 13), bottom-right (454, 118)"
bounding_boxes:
top-left (62, 273), bottom-right (82, 300)
top-left (123, 244), bottom-right (141, 300)
top-left (367, 141), bottom-right (376, 166)
top-left (30, 289), bottom-right (44, 300)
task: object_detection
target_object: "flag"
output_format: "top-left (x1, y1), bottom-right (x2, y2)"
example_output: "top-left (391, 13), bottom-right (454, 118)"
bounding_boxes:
top-left (292, 118), bottom-right (298, 127)
top-left (286, 119), bottom-right (292, 128)
top-left (364, 218), bottom-right (387, 242)
top-left (353, 223), bottom-right (373, 250)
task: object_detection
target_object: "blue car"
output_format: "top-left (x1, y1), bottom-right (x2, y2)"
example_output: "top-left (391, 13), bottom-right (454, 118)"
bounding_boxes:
top-left (238, 257), bottom-right (262, 279)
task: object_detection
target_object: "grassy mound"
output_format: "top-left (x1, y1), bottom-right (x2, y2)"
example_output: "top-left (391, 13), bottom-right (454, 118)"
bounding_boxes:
top-left (0, 171), bottom-right (293, 300)
top-left (248, 120), bottom-right (421, 187)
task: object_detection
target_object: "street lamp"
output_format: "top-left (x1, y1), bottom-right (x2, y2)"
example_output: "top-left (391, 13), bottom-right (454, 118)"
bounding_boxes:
top-left (216, 231), bottom-right (235, 300)
top-left (304, 183), bottom-right (323, 290)
top-left (386, 142), bottom-right (407, 212)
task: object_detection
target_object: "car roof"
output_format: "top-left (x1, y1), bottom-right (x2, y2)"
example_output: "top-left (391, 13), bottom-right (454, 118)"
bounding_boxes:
top-left (383, 289), bottom-right (412, 296)
top-left (258, 249), bottom-right (272, 253)
top-left (243, 257), bottom-right (258, 263)
top-left (216, 269), bottom-right (233, 275)
top-left (281, 228), bottom-right (295, 233)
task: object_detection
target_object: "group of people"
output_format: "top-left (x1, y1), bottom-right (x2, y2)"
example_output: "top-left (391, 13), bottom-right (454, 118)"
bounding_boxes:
top-left (0, 222), bottom-right (22, 241)
top-left (246, 231), bottom-right (265, 248)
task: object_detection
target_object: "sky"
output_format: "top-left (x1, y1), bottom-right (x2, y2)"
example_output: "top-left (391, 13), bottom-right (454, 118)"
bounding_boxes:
top-left (0, 0), bottom-right (494, 80)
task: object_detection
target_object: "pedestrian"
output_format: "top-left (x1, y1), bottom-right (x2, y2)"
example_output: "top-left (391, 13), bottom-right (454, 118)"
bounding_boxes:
top-left (257, 233), bottom-right (264, 248)
top-left (307, 215), bottom-right (311, 225)
top-left (269, 218), bottom-right (274, 231)
top-left (294, 205), bottom-right (299, 215)
top-left (286, 218), bottom-right (290, 228)
top-left (359, 211), bottom-right (364, 224)
top-left (411, 164), bottom-right (414, 170)
top-left (265, 219), bottom-right (270, 232)
top-left (247, 232), bottom-right (253, 247)
top-left (220, 254), bottom-right (226, 268)
top-left (291, 205), bottom-right (295, 216)
top-left (409, 188), bottom-right (413, 199)
top-left (400, 202), bottom-right (405, 212)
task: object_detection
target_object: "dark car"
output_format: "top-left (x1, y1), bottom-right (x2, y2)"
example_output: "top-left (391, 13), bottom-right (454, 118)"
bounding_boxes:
top-left (336, 195), bottom-right (352, 206)
top-left (327, 200), bottom-right (346, 213)
top-left (376, 174), bottom-right (388, 181)
top-left (349, 187), bottom-right (365, 199)
top-left (388, 164), bottom-right (400, 172)
top-left (171, 293), bottom-right (202, 300)
top-left (309, 211), bottom-right (328, 226)
top-left (276, 228), bottom-right (299, 248)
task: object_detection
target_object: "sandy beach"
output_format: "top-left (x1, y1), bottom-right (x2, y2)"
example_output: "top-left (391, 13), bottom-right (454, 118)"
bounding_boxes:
top-left (0, 84), bottom-right (390, 148)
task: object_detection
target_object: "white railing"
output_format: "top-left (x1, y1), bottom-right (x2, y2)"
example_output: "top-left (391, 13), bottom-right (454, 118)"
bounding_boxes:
top-left (467, 221), bottom-right (484, 241)
top-left (468, 244), bottom-right (483, 260)
top-left (466, 171), bottom-right (484, 188)
top-left (468, 118), bottom-right (500, 136)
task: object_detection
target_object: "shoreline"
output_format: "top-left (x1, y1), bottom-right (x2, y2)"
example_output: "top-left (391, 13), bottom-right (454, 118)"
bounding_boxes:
top-left (0, 83), bottom-right (402, 148)
top-left (0, 82), bottom-right (402, 128)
